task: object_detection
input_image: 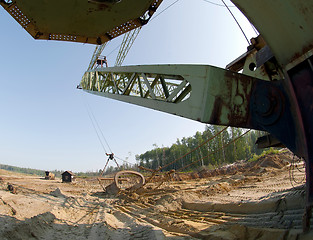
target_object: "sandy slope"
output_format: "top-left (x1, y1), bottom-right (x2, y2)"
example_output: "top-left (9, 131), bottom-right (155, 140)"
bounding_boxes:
top-left (0, 151), bottom-right (313, 239)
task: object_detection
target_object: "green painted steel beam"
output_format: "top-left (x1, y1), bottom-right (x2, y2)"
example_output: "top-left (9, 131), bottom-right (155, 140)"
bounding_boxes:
top-left (0, 0), bottom-right (162, 44)
top-left (80, 65), bottom-right (261, 129)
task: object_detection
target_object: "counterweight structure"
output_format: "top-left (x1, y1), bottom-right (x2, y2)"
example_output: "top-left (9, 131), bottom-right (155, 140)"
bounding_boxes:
top-left (0, 0), bottom-right (162, 44)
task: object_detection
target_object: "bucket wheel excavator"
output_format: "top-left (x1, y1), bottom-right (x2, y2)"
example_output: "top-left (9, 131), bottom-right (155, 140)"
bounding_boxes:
top-left (1, 0), bottom-right (313, 231)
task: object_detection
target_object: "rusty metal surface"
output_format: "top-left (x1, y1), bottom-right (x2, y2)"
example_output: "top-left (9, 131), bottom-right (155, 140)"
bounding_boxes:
top-left (249, 79), bottom-right (302, 158)
top-left (80, 64), bottom-right (266, 129)
top-left (227, 36), bottom-right (282, 82)
top-left (287, 57), bottom-right (313, 214)
top-left (100, 170), bottom-right (145, 194)
top-left (255, 134), bottom-right (285, 149)
top-left (248, 55), bottom-right (313, 230)
top-left (0, 0), bottom-right (163, 44)
top-left (114, 170), bottom-right (145, 193)
top-left (231, 0), bottom-right (313, 68)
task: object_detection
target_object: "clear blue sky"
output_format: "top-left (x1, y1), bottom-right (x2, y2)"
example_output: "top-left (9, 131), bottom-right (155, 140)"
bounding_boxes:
top-left (0, 0), bottom-right (257, 172)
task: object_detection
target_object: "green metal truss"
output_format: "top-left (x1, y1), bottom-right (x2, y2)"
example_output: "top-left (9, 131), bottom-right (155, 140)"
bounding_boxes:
top-left (87, 25), bottom-right (142, 71)
top-left (87, 43), bottom-right (108, 71)
top-left (80, 64), bottom-right (260, 129)
top-left (115, 27), bottom-right (142, 67)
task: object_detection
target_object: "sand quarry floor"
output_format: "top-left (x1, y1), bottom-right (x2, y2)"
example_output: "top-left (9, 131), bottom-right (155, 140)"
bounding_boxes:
top-left (1, 151), bottom-right (313, 240)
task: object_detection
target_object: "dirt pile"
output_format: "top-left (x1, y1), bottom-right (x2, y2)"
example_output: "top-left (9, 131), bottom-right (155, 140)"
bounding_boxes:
top-left (149, 150), bottom-right (293, 183)
top-left (0, 150), bottom-right (311, 239)
top-left (198, 150), bottom-right (292, 179)
top-left (50, 188), bottom-right (66, 198)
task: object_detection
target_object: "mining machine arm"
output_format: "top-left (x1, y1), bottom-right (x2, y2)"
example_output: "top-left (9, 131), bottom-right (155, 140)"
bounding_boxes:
top-left (2, 0), bottom-right (313, 230)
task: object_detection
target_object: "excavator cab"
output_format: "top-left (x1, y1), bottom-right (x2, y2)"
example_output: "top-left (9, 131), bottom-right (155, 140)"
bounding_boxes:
top-left (96, 56), bottom-right (108, 68)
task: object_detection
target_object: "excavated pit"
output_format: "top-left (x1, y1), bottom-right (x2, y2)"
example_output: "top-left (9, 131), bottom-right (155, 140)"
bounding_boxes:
top-left (0, 150), bottom-right (312, 239)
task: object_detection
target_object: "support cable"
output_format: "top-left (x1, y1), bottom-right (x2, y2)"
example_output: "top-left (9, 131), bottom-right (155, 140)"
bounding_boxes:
top-left (289, 154), bottom-right (306, 189)
top-left (106, 44), bottom-right (121, 58)
top-left (250, 22), bottom-right (259, 35)
top-left (143, 126), bottom-right (228, 186)
top-left (177, 129), bottom-right (251, 172)
top-left (220, 0), bottom-right (249, 44)
top-left (105, 0), bottom-right (181, 58)
top-left (81, 95), bottom-right (135, 168)
top-left (81, 94), bottom-right (113, 154)
top-left (115, 155), bottom-right (133, 166)
top-left (87, 103), bottom-right (113, 153)
top-left (150, 0), bottom-right (180, 22)
top-left (160, 126), bottom-right (228, 171)
top-left (202, 0), bottom-right (235, 8)
top-left (83, 98), bottom-right (108, 154)
top-left (144, 128), bottom-right (250, 185)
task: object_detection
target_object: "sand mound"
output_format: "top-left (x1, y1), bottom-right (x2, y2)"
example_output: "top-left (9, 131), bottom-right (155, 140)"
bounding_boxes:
top-left (50, 188), bottom-right (66, 198)
top-left (198, 150), bottom-right (292, 179)
top-left (0, 150), bottom-right (310, 239)
top-left (0, 212), bottom-right (56, 240)
top-left (155, 194), bottom-right (183, 212)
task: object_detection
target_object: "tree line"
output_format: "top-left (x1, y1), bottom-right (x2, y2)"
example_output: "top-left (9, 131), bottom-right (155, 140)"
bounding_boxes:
top-left (0, 163), bottom-right (132, 178)
top-left (0, 126), bottom-right (267, 177)
top-left (135, 125), bottom-right (265, 172)
top-left (0, 164), bottom-right (45, 176)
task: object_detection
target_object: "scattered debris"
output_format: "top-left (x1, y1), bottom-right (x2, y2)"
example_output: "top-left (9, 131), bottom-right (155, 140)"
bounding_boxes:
top-left (0, 197), bottom-right (17, 215)
top-left (7, 184), bottom-right (16, 194)
top-left (0, 150), bottom-right (311, 239)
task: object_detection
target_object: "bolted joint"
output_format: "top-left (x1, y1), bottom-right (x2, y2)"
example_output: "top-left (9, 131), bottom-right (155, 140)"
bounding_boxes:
top-left (251, 83), bottom-right (284, 126)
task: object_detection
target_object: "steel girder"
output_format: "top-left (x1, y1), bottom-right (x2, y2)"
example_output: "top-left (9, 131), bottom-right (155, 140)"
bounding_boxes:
top-left (80, 65), bottom-right (257, 128)
top-left (79, 65), bottom-right (301, 161)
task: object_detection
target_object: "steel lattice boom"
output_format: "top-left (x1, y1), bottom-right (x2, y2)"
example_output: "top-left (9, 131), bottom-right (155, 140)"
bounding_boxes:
top-left (115, 27), bottom-right (142, 67)
top-left (87, 26), bottom-right (142, 71)
top-left (80, 64), bottom-right (260, 130)
top-left (87, 43), bottom-right (108, 71)
top-left (81, 66), bottom-right (190, 103)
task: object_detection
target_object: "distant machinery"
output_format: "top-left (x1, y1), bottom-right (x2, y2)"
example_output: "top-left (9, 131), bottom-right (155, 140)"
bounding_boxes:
top-left (45, 171), bottom-right (55, 180)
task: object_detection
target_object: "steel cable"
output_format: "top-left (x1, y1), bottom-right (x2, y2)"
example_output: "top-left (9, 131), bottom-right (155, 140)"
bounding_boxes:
top-left (177, 129), bottom-right (251, 172)
top-left (160, 126), bottom-right (228, 171)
